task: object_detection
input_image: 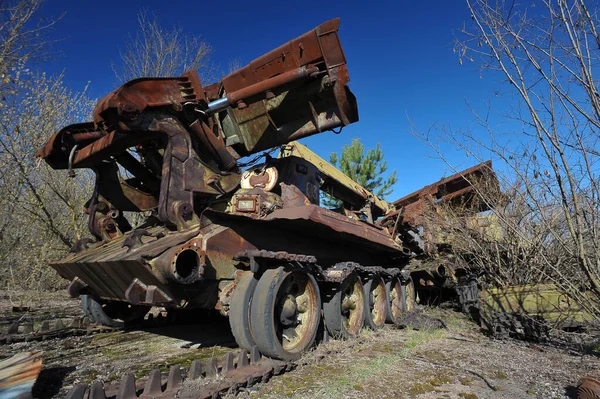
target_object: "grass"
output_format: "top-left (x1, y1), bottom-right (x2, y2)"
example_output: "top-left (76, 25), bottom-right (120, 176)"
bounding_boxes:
top-left (495, 370), bottom-right (508, 379)
top-left (255, 325), bottom-right (449, 399)
top-left (88, 329), bottom-right (233, 381)
top-left (404, 328), bottom-right (446, 349)
top-left (247, 308), bottom-right (517, 399)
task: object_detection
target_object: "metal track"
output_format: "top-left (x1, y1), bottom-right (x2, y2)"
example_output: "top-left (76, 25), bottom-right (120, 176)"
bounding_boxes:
top-left (0, 313), bottom-right (177, 345)
top-left (65, 346), bottom-right (293, 399)
top-left (2, 314), bottom-right (297, 398)
top-left (0, 316), bottom-right (118, 345)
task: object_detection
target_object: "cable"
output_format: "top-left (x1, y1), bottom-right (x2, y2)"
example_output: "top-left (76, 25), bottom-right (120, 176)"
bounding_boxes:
top-left (237, 147), bottom-right (278, 168)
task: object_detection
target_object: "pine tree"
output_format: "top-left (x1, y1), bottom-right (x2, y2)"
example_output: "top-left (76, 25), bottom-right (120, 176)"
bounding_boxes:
top-left (323, 138), bottom-right (397, 209)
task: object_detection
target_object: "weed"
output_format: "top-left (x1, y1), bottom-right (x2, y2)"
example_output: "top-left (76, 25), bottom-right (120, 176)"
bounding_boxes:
top-left (459, 377), bottom-right (473, 386)
top-left (496, 370), bottom-right (508, 379)
top-left (427, 375), bottom-right (454, 387)
top-left (409, 382), bottom-right (435, 396)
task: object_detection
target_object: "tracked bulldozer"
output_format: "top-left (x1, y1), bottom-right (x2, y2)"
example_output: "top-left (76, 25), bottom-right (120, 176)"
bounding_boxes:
top-left (36, 19), bottom-right (425, 361)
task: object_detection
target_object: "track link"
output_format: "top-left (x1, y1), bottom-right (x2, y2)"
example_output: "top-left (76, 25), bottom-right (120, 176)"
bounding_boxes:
top-left (0, 316), bottom-right (118, 345)
top-left (0, 312), bottom-right (177, 345)
top-left (65, 346), bottom-right (292, 399)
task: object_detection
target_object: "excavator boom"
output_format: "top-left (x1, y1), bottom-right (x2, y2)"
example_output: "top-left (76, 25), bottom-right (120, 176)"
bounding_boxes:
top-left (35, 18), bottom-right (358, 234)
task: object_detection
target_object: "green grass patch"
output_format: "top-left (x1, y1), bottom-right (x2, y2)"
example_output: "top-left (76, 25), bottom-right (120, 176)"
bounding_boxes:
top-left (258, 326), bottom-right (448, 398)
top-left (409, 382), bottom-right (435, 396)
top-left (404, 328), bottom-right (447, 349)
top-left (494, 370), bottom-right (508, 379)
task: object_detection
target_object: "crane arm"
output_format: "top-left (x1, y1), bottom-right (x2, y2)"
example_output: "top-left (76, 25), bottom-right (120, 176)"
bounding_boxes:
top-left (279, 142), bottom-right (392, 217)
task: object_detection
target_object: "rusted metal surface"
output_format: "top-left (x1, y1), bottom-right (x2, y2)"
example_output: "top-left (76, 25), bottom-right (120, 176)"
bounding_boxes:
top-left (264, 205), bottom-right (402, 253)
top-left (64, 346), bottom-right (292, 399)
top-left (203, 206), bottom-right (406, 267)
top-left (577, 376), bottom-right (600, 399)
top-left (51, 225), bottom-right (193, 302)
top-left (32, 18), bottom-right (462, 363)
top-left (0, 352), bottom-right (42, 398)
top-left (393, 161), bottom-right (497, 226)
top-left (221, 18), bottom-right (357, 155)
top-left (236, 249), bottom-right (317, 272)
top-left (226, 66), bottom-right (319, 106)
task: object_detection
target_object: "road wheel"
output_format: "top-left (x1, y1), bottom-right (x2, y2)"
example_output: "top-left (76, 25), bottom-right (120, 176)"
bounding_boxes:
top-left (385, 277), bottom-right (402, 324)
top-left (402, 278), bottom-right (416, 313)
top-left (229, 271), bottom-right (259, 350)
top-left (250, 267), bottom-right (321, 361)
top-left (323, 273), bottom-right (365, 339)
top-left (81, 295), bottom-right (149, 328)
top-left (363, 275), bottom-right (387, 329)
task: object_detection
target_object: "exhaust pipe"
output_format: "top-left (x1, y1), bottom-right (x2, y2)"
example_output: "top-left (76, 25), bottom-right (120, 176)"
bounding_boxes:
top-left (153, 243), bottom-right (205, 284)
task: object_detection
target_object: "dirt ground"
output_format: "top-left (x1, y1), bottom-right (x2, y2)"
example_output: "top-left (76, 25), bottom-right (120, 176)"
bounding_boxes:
top-left (1, 292), bottom-right (598, 399)
top-left (0, 292), bottom-right (237, 398)
top-left (245, 311), bottom-right (599, 399)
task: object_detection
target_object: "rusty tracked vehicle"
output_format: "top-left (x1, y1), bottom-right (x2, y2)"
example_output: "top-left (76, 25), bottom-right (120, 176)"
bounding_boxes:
top-left (36, 19), bottom-right (421, 361)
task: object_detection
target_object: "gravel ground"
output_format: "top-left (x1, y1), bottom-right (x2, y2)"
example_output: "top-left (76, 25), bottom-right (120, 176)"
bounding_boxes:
top-left (0, 292), bottom-right (235, 398)
top-left (245, 309), bottom-right (599, 399)
top-left (0, 291), bottom-right (83, 334)
top-left (1, 293), bottom-right (598, 399)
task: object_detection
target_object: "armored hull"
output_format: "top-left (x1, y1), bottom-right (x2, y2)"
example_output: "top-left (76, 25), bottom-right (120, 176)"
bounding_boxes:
top-left (52, 203), bottom-right (408, 306)
top-left (37, 19), bottom-right (418, 361)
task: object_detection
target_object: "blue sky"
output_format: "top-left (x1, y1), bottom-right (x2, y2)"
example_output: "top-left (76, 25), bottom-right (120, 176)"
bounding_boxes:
top-left (39, 0), bottom-right (508, 198)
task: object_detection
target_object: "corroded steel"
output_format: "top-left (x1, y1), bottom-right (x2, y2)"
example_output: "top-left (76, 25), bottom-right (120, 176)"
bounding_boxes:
top-left (280, 142), bottom-right (392, 217)
top-left (393, 160), bottom-right (497, 226)
top-left (33, 18), bottom-right (472, 362)
top-left (64, 346), bottom-right (291, 399)
top-left (577, 376), bottom-right (600, 399)
top-left (0, 352), bottom-right (42, 398)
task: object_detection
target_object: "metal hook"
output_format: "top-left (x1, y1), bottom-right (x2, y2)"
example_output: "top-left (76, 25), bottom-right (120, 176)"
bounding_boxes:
top-left (68, 144), bottom-right (79, 178)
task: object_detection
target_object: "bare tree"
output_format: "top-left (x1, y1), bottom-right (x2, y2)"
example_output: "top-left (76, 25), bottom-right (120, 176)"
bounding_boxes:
top-left (113, 10), bottom-right (215, 82)
top-left (413, 0), bottom-right (600, 319)
top-left (0, 0), bottom-right (60, 96)
top-left (0, 67), bottom-right (95, 291)
top-left (0, 1), bottom-right (94, 291)
top-left (227, 58), bottom-right (243, 75)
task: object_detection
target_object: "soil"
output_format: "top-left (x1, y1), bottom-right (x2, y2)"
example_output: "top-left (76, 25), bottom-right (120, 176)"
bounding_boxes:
top-left (246, 311), bottom-right (599, 399)
top-left (0, 291), bottom-right (598, 399)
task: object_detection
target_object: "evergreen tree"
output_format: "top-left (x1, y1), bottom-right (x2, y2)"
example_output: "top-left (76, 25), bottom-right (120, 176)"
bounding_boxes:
top-left (323, 138), bottom-right (397, 208)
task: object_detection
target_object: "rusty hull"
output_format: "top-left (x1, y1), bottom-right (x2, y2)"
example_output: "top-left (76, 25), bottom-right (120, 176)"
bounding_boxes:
top-left (52, 222), bottom-right (257, 308)
top-left (393, 161), bottom-right (497, 226)
top-left (205, 205), bottom-right (407, 267)
top-left (51, 202), bottom-right (407, 308)
top-left (35, 19), bottom-right (410, 315)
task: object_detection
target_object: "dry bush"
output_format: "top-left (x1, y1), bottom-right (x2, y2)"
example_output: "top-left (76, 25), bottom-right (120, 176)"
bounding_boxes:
top-left (412, 0), bottom-right (600, 321)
